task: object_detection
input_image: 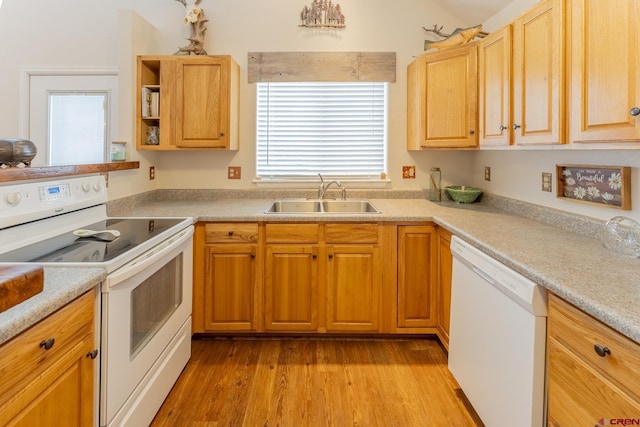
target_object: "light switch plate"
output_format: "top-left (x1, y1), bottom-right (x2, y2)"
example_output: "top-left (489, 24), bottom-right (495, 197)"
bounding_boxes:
top-left (484, 166), bottom-right (491, 181)
top-left (149, 166), bottom-right (155, 180)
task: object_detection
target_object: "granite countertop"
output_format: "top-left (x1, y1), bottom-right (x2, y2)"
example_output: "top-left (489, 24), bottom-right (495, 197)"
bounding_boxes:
top-left (108, 196), bottom-right (640, 344)
top-left (0, 267), bottom-right (106, 346)
top-left (4, 194), bottom-right (637, 347)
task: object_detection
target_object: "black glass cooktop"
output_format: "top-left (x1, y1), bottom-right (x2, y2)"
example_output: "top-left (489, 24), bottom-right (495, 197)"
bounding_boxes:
top-left (0, 218), bottom-right (184, 263)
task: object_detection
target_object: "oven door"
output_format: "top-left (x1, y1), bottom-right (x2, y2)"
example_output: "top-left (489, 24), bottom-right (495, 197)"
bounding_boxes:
top-left (100, 226), bottom-right (193, 427)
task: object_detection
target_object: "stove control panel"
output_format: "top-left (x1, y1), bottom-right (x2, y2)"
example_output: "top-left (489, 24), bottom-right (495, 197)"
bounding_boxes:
top-left (39, 183), bottom-right (71, 202)
top-left (0, 175), bottom-right (108, 230)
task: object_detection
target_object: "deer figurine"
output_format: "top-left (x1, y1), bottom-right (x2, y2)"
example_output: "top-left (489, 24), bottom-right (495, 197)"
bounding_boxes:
top-left (174, 0), bottom-right (208, 55)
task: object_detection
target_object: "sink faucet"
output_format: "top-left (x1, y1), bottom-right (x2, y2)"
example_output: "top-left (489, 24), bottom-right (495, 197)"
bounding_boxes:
top-left (317, 173), bottom-right (346, 199)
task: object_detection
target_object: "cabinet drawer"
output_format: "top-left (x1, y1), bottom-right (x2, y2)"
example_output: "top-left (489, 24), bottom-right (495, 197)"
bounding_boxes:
top-left (548, 337), bottom-right (640, 426)
top-left (265, 223), bottom-right (319, 243)
top-left (0, 290), bottom-right (94, 405)
top-left (325, 223), bottom-right (378, 244)
top-left (548, 294), bottom-right (640, 401)
top-left (205, 223), bottom-right (259, 243)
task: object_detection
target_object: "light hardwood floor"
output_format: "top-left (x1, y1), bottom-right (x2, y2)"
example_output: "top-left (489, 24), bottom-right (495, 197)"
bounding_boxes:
top-left (151, 337), bottom-right (483, 427)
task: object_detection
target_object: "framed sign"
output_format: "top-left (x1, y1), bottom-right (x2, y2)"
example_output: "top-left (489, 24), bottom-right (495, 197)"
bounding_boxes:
top-left (557, 164), bottom-right (631, 210)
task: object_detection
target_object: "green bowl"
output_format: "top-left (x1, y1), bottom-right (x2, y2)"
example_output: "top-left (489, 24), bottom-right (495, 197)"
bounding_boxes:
top-left (445, 186), bottom-right (483, 203)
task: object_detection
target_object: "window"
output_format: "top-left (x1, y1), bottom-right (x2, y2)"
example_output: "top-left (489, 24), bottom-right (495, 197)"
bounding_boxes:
top-left (48, 92), bottom-right (108, 165)
top-left (26, 72), bottom-right (118, 166)
top-left (256, 82), bottom-right (387, 180)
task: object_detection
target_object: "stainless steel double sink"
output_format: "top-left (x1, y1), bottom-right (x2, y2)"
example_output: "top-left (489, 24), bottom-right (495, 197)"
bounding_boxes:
top-left (266, 199), bottom-right (380, 214)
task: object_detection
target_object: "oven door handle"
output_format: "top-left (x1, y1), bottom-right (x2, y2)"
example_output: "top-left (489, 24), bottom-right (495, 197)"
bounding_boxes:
top-left (106, 226), bottom-right (194, 287)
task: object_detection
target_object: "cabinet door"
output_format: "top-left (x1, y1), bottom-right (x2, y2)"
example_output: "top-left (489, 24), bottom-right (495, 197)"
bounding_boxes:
top-left (0, 336), bottom-right (95, 427)
top-left (204, 245), bottom-right (258, 331)
top-left (479, 26), bottom-right (512, 147)
top-left (408, 44), bottom-right (478, 149)
top-left (570, 0), bottom-right (640, 144)
top-left (325, 245), bottom-right (380, 332)
top-left (264, 245), bottom-right (318, 331)
top-left (436, 228), bottom-right (453, 349)
top-left (175, 57), bottom-right (230, 149)
top-left (397, 225), bottom-right (437, 329)
top-left (512, 0), bottom-right (565, 145)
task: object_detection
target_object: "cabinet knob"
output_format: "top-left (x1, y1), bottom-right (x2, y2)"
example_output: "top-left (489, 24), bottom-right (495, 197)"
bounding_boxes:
top-left (250, 253), bottom-right (256, 259)
top-left (86, 349), bottom-right (99, 359)
top-left (513, 124), bottom-right (521, 130)
top-left (228, 231), bottom-right (234, 236)
top-left (469, 129), bottom-right (475, 135)
top-left (312, 254), bottom-right (317, 259)
top-left (40, 338), bottom-right (55, 350)
top-left (328, 254), bottom-right (334, 259)
top-left (631, 107), bottom-right (640, 117)
top-left (220, 132), bottom-right (225, 137)
top-left (499, 125), bottom-right (507, 131)
top-left (594, 344), bottom-right (611, 357)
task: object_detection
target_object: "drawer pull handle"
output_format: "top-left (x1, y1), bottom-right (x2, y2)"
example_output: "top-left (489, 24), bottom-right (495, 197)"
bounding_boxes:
top-left (40, 338), bottom-right (55, 350)
top-left (86, 349), bottom-right (99, 360)
top-left (228, 231), bottom-right (234, 236)
top-left (594, 344), bottom-right (611, 357)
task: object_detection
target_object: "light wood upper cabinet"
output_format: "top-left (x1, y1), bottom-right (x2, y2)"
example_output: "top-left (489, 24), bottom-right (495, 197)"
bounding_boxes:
top-left (136, 55), bottom-right (239, 151)
top-left (479, 26), bottom-right (513, 147)
top-left (512, 0), bottom-right (566, 146)
top-left (407, 44), bottom-right (478, 149)
top-left (0, 291), bottom-right (97, 426)
top-left (547, 293), bottom-right (640, 425)
top-left (569, 0), bottom-right (640, 144)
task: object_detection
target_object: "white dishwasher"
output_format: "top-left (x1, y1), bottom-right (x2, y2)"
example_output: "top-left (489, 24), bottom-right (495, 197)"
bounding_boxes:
top-left (448, 236), bottom-right (548, 427)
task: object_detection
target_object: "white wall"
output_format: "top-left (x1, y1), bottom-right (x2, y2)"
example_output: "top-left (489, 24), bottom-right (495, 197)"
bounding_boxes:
top-left (0, 0), bottom-right (474, 199)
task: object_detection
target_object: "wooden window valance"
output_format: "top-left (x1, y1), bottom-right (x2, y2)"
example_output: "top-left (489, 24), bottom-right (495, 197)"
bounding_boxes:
top-left (248, 52), bottom-right (396, 83)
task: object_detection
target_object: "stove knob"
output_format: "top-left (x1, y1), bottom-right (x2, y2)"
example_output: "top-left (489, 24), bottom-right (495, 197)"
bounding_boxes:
top-left (93, 182), bottom-right (102, 192)
top-left (82, 182), bottom-right (92, 193)
top-left (5, 192), bottom-right (22, 206)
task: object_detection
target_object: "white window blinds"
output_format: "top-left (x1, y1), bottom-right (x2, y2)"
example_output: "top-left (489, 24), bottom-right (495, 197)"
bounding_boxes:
top-left (256, 82), bottom-right (387, 179)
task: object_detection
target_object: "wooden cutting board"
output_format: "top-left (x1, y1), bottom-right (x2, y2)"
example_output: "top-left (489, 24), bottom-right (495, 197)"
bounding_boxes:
top-left (0, 265), bottom-right (44, 313)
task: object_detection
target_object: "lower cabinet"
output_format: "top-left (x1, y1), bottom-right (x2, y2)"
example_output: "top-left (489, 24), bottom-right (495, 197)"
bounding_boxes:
top-left (264, 223), bottom-right (380, 333)
top-left (397, 225), bottom-right (437, 330)
top-left (193, 220), bottom-right (450, 339)
top-left (0, 290), bottom-right (97, 426)
top-left (436, 227), bottom-right (453, 349)
top-left (264, 243), bottom-right (319, 331)
top-left (547, 293), bottom-right (640, 425)
top-left (195, 222), bottom-right (260, 333)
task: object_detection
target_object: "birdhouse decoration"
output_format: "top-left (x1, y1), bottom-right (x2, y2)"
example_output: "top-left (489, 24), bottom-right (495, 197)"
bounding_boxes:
top-left (174, 0), bottom-right (208, 55)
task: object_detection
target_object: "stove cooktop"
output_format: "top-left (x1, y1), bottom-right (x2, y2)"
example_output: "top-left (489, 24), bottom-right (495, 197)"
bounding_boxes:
top-left (0, 218), bottom-right (185, 263)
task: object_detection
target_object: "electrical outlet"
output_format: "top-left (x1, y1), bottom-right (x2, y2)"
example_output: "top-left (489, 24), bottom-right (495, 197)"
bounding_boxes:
top-left (484, 166), bottom-right (491, 181)
top-left (149, 166), bottom-right (155, 180)
top-left (542, 172), bottom-right (552, 192)
top-left (228, 166), bottom-right (241, 179)
top-left (402, 166), bottom-right (416, 179)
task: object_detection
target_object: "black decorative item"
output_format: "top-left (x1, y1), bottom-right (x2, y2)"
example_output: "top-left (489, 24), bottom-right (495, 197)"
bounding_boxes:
top-left (0, 138), bottom-right (38, 167)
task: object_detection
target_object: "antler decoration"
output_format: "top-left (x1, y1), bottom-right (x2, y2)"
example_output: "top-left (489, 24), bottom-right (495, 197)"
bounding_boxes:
top-left (174, 0), bottom-right (208, 55)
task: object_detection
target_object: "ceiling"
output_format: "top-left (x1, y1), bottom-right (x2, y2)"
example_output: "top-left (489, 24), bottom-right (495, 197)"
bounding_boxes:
top-left (434, 0), bottom-right (514, 25)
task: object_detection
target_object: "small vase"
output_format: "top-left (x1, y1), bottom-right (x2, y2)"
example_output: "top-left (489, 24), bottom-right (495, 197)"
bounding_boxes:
top-left (146, 126), bottom-right (159, 145)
